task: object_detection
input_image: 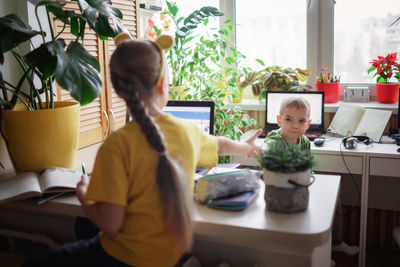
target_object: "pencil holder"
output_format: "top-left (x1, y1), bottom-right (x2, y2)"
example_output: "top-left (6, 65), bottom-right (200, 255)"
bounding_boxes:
top-left (316, 82), bottom-right (339, 103)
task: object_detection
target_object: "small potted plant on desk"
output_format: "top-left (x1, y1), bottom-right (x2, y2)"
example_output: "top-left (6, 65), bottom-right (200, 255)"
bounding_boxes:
top-left (258, 142), bottom-right (316, 213)
top-left (0, 0), bottom-right (124, 173)
top-left (368, 52), bottom-right (400, 104)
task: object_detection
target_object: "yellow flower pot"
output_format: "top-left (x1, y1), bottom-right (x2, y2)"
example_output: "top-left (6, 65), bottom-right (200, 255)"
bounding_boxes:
top-left (1, 101), bottom-right (80, 173)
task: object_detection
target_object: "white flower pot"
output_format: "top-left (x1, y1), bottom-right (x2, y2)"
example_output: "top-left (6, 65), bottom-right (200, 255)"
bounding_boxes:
top-left (263, 168), bottom-right (312, 188)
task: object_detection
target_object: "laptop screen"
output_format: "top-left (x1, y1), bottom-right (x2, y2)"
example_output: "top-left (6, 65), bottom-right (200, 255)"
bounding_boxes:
top-left (265, 91), bottom-right (325, 134)
top-left (164, 100), bottom-right (214, 135)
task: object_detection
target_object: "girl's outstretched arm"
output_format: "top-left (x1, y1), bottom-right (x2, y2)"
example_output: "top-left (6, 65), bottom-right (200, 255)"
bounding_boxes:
top-left (217, 129), bottom-right (263, 158)
top-left (77, 175), bottom-right (125, 237)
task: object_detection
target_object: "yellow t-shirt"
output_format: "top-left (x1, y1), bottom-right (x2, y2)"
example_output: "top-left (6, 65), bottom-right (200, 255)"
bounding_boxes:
top-left (85, 114), bottom-right (218, 267)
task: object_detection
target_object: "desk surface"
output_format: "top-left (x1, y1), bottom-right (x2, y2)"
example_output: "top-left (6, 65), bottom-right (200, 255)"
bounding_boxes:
top-left (0, 174), bottom-right (341, 250)
top-left (245, 134), bottom-right (400, 165)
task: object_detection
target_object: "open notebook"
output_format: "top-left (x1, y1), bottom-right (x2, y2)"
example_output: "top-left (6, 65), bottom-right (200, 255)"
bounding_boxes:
top-left (327, 103), bottom-right (392, 142)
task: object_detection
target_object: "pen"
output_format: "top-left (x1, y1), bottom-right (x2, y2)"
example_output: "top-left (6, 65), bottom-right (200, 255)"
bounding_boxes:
top-left (82, 163), bottom-right (87, 176)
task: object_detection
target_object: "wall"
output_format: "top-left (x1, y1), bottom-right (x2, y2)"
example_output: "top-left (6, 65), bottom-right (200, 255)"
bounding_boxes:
top-left (0, 1), bottom-right (29, 176)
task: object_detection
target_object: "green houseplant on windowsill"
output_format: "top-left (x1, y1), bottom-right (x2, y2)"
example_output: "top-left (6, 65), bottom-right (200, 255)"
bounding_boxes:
top-left (151, 1), bottom-right (259, 163)
top-left (0, 0), bottom-right (125, 173)
top-left (239, 65), bottom-right (312, 100)
top-left (258, 142), bottom-right (315, 213)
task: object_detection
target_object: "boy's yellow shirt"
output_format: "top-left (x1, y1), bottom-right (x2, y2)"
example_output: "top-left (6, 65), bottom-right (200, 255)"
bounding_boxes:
top-left (85, 114), bottom-right (218, 267)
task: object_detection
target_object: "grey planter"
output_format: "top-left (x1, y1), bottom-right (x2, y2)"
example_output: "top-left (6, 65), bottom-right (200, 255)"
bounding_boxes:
top-left (263, 169), bottom-right (314, 213)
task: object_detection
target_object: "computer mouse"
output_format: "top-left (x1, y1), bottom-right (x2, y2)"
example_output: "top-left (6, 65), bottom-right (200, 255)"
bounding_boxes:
top-left (314, 138), bottom-right (325, 147)
top-left (397, 147), bottom-right (400, 153)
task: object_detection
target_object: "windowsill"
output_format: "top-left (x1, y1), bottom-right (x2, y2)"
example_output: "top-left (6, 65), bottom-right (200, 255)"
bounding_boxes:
top-left (227, 99), bottom-right (398, 114)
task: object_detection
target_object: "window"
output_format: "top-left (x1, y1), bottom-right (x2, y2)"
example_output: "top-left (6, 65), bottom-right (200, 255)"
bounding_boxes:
top-left (235, 0), bottom-right (307, 70)
top-left (334, 0), bottom-right (400, 83)
top-left (162, 0), bottom-right (400, 85)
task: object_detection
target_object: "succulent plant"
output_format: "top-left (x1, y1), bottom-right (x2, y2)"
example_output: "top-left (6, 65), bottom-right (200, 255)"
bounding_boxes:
top-left (258, 142), bottom-right (315, 173)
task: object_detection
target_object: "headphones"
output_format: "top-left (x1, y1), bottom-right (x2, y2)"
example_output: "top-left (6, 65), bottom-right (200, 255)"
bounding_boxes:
top-left (342, 136), bottom-right (372, 149)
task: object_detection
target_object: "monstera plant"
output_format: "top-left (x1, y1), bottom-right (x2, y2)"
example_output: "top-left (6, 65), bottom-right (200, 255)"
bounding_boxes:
top-left (0, 0), bottom-right (124, 110)
top-left (0, 0), bottom-right (125, 173)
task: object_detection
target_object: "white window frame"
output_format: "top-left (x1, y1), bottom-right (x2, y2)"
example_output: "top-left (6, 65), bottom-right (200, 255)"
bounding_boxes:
top-left (221, 0), bottom-right (339, 86)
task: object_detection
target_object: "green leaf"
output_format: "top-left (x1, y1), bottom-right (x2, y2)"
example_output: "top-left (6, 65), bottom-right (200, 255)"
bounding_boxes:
top-left (367, 66), bottom-right (375, 74)
top-left (183, 36), bottom-right (195, 44)
top-left (51, 40), bottom-right (101, 105)
top-left (167, 2), bottom-right (178, 17)
top-left (185, 24), bottom-right (197, 29)
top-left (78, 0), bottom-right (123, 39)
top-left (41, 1), bottom-right (69, 24)
top-left (70, 16), bottom-right (79, 36)
top-left (200, 6), bottom-right (224, 17)
top-left (176, 30), bottom-right (187, 38)
top-left (24, 41), bottom-right (59, 80)
top-left (0, 14), bottom-right (43, 64)
top-left (256, 59), bottom-right (265, 66)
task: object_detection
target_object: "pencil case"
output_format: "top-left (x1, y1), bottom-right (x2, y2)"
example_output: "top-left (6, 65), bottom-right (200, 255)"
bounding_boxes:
top-left (194, 169), bottom-right (260, 203)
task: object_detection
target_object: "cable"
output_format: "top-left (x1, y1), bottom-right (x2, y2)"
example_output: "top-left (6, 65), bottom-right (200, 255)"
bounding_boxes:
top-left (339, 142), bottom-right (361, 218)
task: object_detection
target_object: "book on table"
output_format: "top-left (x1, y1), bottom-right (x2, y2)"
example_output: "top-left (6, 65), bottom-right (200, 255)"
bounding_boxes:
top-left (207, 189), bottom-right (260, 211)
top-left (0, 166), bottom-right (83, 204)
top-left (327, 103), bottom-right (392, 142)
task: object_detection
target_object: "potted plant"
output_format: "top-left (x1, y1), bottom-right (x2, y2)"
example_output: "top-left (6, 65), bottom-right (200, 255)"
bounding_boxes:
top-left (258, 142), bottom-right (315, 213)
top-left (151, 1), bottom-right (259, 162)
top-left (0, 0), bottom-right (124, 172)
top-left (239, 65), bottom-right (312, 100)
top-left (368, 52), bottom-right (400, 104)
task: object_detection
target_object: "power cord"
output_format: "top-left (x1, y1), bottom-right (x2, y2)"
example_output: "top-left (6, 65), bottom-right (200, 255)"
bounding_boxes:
top-left (339, 141), bottom-right (361, 218)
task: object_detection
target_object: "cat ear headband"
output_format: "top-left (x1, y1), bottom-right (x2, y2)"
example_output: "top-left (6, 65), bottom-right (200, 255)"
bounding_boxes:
top-left (114, 33), bottom-right (174, 87)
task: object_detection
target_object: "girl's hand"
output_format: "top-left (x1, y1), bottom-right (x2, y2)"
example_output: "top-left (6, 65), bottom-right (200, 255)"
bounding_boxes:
top-left (244, 129), bottom-right (263, 158)
top-left (77, 174), bottom-right (89, 205)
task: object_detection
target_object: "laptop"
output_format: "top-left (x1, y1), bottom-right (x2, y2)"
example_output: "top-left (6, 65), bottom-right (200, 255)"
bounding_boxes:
top-left (163, 100), bottom-right (215, 175)
top-left (260, 91), bottom-right (325, 141)
top-left (163, 100), bottom-right (215, 135)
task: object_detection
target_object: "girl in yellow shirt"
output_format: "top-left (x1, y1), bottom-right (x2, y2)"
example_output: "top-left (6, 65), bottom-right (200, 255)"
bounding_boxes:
top-left (23, 35), bottom-right (261, 267)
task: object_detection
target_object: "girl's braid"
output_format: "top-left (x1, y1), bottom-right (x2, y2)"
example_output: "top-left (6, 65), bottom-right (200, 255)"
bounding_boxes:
top-left (126, 88), bottom-right (165, 153)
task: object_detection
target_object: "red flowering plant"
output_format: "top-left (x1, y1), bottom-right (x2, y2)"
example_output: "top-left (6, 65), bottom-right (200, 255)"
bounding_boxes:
top-left (368, 52), bottom-right (400, 83)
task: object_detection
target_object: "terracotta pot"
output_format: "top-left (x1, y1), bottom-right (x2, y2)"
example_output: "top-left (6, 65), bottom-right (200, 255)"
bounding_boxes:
top-left (1, 101), bottom-right (80, 173)
top-left (375, 83), bottom-right (399, 104)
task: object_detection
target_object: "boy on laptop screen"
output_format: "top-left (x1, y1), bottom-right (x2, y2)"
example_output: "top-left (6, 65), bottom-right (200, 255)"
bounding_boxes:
top-left (262, 91), bottom-right (325, 140)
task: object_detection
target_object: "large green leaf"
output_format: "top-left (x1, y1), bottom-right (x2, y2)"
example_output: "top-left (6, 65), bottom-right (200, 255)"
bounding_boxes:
top-left (38, 1), bottom-right (87, 40)
top-left (78, 0), bottom-right (123, 40)
top-left (24, 41), bottom-right (59, 80)
top-left (50, 40), bottom-right (101, 106)
top-left (0, 14), bottom-right (43, 64)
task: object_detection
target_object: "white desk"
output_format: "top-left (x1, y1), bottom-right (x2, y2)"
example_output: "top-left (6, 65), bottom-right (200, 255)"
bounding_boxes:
top-left (0, 174), bottom-right (340, 267)
top-left (232, 136), bottom-right (400, 267)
